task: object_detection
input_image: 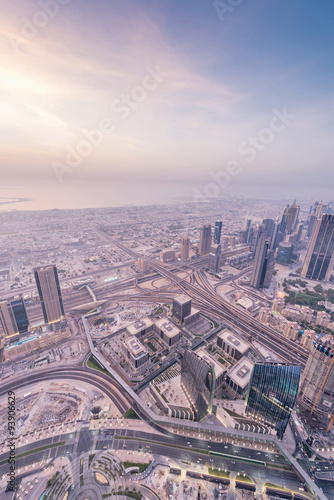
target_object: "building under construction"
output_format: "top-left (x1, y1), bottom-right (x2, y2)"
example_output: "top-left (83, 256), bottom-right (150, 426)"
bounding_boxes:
top-left (298, 341), bottom-right (334, 429)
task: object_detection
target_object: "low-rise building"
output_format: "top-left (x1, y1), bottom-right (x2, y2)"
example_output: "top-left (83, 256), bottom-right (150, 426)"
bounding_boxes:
top-left (225, 358), bottom-right (254, 397)
top-left (316, 311), bottom-right (330, 328)
top-left (259, 307), bottom-right (271, 325)
top-left (283, 321), bottom-right (300, 341)
top-left (301, 306), bottom-right (314, 323)
top-left (217, 330), bottom-right (250, 361)
top-left (122, 337), bottom-right (149, 369)
top-left (126, 317), bottom-right (154, 338)
top-left (154, 318), bottom-right (181, 346)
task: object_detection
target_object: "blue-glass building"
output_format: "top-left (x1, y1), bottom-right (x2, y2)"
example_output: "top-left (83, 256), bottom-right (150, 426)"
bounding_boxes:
top-left (214, 221), bottom-right (222, 245)
top-left (34, 265), bottom-right (65, 324)
top-left (245, 363), bottom-right (301, 439)
top-left (0, 298), bottom-right (29, 336)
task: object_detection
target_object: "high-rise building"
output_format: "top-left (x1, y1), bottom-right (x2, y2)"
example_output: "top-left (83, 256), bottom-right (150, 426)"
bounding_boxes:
top-left (172, 295), bottom-right (192, 323)
top-left (301, 214), bottom-right (334, 281)
top-left (299, 342), bottom-right (334, 422)
top-left (198, 224), bottom-right (212, 256)
top-left (208, 244), bottom-right (221, 273)
top-left (250, 236), bottom-right (273, 289)
top-left (286, 200), bottom-right (300, 235)
top-left (0, 298), bottom-right (29, 337)
top-left (181, 235), bottom-right (190, 260)
top-left (246, 362), bottom-right (301, 439)
top-left (181, 349), bottom-right (216, 421)
top-left (280, 204), bottom-right (290, 235)
top-left (214, 221), bottom-right (222, 245)
top-left (275, 242), bottom-right (294, 266)
top-left (307, 214), bottom-right (318, 239)
top-left (34, 265), bottom-right (65, 324)
top-left (245, 217), bottom-right (252, 244)
top-left (250, 224), bottom-right (264, 256)
top-left (263, 218), bottom-right (275, 241)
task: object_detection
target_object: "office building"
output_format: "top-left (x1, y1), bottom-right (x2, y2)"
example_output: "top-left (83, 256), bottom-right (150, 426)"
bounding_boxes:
top-left (250, 236), bottom-right (273, 289)
top-left (172, 295), bottom-right (192, 323)
top-left (286, 200), bottom-right (300, 235)
top-left (0, 298), bottom-right (29, 337)
top-left (208, 244), bottom-right (221, 273)
top-left (34, 265), bottom-right (64, 324)
top-left (214, 221), bottom-right (222, 245)
top-left (181, 235), bottom-right (190, 260)
top-left (250, 224), bottom-right (264, 256)
top-left (122, 337), bottom-right (149, 369)
top-left (181, 348), bottom-right (216, 420)
top-left (299, 342), bottom-right (334, 420)
top-left (217, 330), bottom-right (250, 360)
top-left (160, 249), bottom-right (176, 262)
top-left (246, 363), bottom-right (301, 439)
top-left (263, 218), bottom-right (275, 241)
top-left (154, 318), bottom-right (181, 346)
top-left (195, 348), bottom-right (225, 388)
top-left (307, 214), bottom-right (318, 239)
top-left (276, 242), bottom-right (294, 266)
top-left (225, 357), bottom-right (254, 397)
top-left (198, 224), bottom-right (212, 256)
top-left (280, 204), bottom-right (290, 235)
top-left (139, 259), bottom-right (150, 272)
top-left (126, 317), bottom-right (153, 338)
top-left (301, 214), bottom-right (334, 281)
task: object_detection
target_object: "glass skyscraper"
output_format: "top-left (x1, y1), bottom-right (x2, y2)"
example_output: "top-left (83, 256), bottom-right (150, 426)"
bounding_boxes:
top-left (34, 265), bottom-right (65, 324)
top-left (245, 363), bottom-right (301, 439)
top-left (181, 349), bottom-right (216, 421)
top-left (0, 298), bottom-right (29, 336)
top-left (301, 214), bottom-right (334, 281)
top-left (214, 221), bottom-right (222, 245)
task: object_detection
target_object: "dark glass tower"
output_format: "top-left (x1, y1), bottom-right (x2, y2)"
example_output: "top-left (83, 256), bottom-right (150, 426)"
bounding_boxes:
top-left (246, 363), bottom-right (301, 439)
top-left (0, 298), bottom-right (29, 336)
top-left (34, 265), bottom-right (65, 324)
top-left (301, 214), bottom-right (334, 281)
top-left (214, 221), bottom-right (222, 245)
top-left (181, 349), bottom-right (216, 420)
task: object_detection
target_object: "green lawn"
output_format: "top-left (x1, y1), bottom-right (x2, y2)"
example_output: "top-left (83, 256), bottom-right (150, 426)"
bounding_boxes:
top-left (235, 473), bottom-right (254, 484)
top-left (208, 468), bottom-right (230, 479)
top-left (147, 342), bottom-right (157, 352)
top-left (122, 408), bottom-right (141, 419)
top-left (87, 355), bottom-right (111, 377)
top-left (122, 461), bottom-right (151, 473)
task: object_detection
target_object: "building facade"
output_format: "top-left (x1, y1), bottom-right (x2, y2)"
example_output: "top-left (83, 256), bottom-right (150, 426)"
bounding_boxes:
top-left (181, 235), bottom-right (190, 260)
top-left (172, 295), bottom-right (192, 323)
top-left (245, 363), bottom-right (301, 439)
top-left (34, 265), bottom-right (64, 324)
top-left (301, 214), bottom-right (334, 281)
top-left (299, 342), bottom-right (334, 420)
top-left (198, 224), bottom-right (212, 256)
top-left (0, 298), bottom-right (29, 337)
top-left (181, 349), bottom-right (216, 421)
top-left (214, 221), bottom-right (222, 245)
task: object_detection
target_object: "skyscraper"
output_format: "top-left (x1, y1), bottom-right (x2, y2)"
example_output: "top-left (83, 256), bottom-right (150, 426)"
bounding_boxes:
top-left (214, 221), bottom-right (222, 245)
top-left (307, 214), bottom-right (318, 239)
top-left (250, 236), bottom-right (273, 289)
top-left (172, 295), bottom-right (192, 323)
top-left (299, 342), bottom-right (334, 422)
top-left (301, 214), bottom-right (334, 281)
top-left (209, 244), bottom-right (221, 273)
top-left (279, 204), bottom-right (290, 235)
top-left (0, 298), bottom-right (29, 337)
top-left (34, 265), bottom-right (65, 324)
top-left (198, 224), bottom-right (212, 256)
top-left (181, 349), bottom-right (216, 421)
top-left (246, 363), bottom-right (301, 439)
top-left (286, 200), bottom-right (300, 235)
top-left (262, 218), bottom-right (275, 241)
top-left (181, 235), bottom-right (190, 260)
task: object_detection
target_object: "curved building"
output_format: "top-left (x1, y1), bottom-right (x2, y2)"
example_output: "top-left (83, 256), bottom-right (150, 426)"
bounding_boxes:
top-left (246, 362), bottom-right (301, 439)
top-left (276, 242), bottom-right (294, 266)
top-left (181, 349), bottom-right (216, 420)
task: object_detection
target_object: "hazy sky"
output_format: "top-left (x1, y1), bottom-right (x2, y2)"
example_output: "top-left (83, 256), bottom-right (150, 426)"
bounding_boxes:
top-left (1, 0), bottom-right (334, 209)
